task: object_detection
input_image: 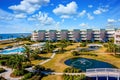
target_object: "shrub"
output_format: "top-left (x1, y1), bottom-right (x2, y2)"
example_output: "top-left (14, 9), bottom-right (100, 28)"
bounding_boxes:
top-left (0, 60), bottom-right (7, 66)
top-left (0, 55), bottom-right (12, 60)
top-left (64, 67), bottom-right (82, 73)
top-left (6, 45), bottom-right (13, 48)
top-left (103, 43), bottom-right (108, 47)
top-left (33, 65), bottom-right (45, 71)
top-left (22, 63), bottom-right (32, 68)
top-left (72, 51), bottom-right (79, 56)
top-left (0, 68), bottom-right (6, 73)
top-left (25, 43), bottom-right (32, 45)
top-left (12, 69), bottom-right (28, 76)
top-left (21, 72), bottom-right (33, 80)
top-left (80, 43), bottom-right (87, 47)
top-left (0, 76), bottom-right (6, 80)
top-left (0, 48), bottom-right (4, 50)
top-left (30, 54), bottom-right (40, 60)
top-left (80, 48), bottom-right (89, 52)
top-left (63, 74), bottom-right (86, 80)
top-left (79, 52), bottom-right (97, 56)
top-left (30, 75), bottom-right (41, 80)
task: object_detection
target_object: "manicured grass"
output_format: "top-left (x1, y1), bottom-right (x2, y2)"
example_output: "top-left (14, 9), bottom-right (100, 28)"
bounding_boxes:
top-left (0, 41), bottom-right (32, 48)
top-left (42, 43), bottom-right (80, 72)
top-left (42, 75), bottom-right (63, 80)
top-left (42, 45), bottom-right (120, 73)
top-left (31, 53), bottom-right (52, 65)
top-left (41, 45), bottom-right (120, 80)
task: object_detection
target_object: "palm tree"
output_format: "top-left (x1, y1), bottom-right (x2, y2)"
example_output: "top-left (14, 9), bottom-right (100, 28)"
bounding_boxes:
top-left (59, 39), bottom-right (67, 52)
top-left (23, 45), bottom-right (32, 64)
top-left (7, 54), bottom-right (24, 70)
top-left (43, 41), bottom-right (55, 53)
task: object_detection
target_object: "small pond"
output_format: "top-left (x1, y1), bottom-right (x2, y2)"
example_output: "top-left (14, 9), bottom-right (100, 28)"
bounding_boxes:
top-left (64, 57), bottom-right (115, 71)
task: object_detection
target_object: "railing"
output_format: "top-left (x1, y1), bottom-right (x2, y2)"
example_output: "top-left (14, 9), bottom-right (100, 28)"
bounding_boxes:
top-left (86, 68), bottom-right (120, 79)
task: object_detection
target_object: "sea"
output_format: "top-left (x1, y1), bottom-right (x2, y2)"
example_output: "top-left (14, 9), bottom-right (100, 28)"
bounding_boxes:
top-left (0, 33), bottom-right (31, 40)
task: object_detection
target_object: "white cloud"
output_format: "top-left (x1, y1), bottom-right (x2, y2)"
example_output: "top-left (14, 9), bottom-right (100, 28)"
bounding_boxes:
top-left (93, 7), bottom-right (108, 15)
top-left (15, 13), bottom-right (27, 18)
top-left (87, 13), bottom-right (94, 20)
top-left (93, 9), bottom-right (101, 14)
top-left (9, 0), bottom-right (50, 14)
top-left (107, 19), bottom-right (116, 23)
top-left (79, 23), bottom-right (88, 27)
top-left (0, 9), bottom-right (13, 20)
top-left (88, 5), bottom-right (93, 8)
top-left (60, 15), bottom-right (70, 18)
top-left (78, 10), bottom-right (86, 17)
top-left (53, 1), bottom-right (77, 18)
top-left (118, 19), bottom-right (120, 22)
top-left (28, 11), bottom-right (55, 25)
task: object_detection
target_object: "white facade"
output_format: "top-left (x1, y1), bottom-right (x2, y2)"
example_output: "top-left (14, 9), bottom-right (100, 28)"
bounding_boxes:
top-left (31, 29), bottom-right (117, 42)
top-left (114, 30), bottom-right (120, 45)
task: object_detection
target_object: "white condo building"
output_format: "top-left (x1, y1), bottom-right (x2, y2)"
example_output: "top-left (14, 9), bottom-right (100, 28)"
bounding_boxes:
top-left (114, 30), bottom-right (120, 45)
top-left (31, 29), bottom-right (120, 44)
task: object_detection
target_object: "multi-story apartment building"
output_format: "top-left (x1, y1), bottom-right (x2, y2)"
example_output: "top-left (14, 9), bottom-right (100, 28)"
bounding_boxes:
top-left (31, 29), bottom-right (118, 43)
top-left (114, 30), bottom-right (120, 45)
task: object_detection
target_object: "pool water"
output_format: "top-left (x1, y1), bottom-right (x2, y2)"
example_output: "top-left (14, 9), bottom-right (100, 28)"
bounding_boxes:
top-left (0, 47), bottom-right (24, 54)
top-left (65, 57), bottom-right (114, 71)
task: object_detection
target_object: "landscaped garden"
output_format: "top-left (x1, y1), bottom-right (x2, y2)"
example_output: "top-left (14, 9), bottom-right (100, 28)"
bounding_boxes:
top-left (1, 39), bottom-right (120, 80)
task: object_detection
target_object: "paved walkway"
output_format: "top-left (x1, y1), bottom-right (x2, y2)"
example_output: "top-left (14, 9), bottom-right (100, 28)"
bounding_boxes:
top-left (0, 66), bottom-right (22, 80)
top-left (42, 71), bottom-right (85, 75)
top-left (39, 52), bottom-right (56, 65)
top-left (0, 50), bottom-right (56, 80)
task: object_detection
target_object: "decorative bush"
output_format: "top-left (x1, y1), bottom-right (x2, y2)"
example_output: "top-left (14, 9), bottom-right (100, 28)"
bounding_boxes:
top-left (64, 67), bottom-right (82, 73)
top-left (30, 75), bottom-right (41, 80)
top-left (0, 76), bottom-right (6, 80)
top-left (22, 63), bottom-right (32, 68)
top-left (63, 74), bottom-right (86, 80)
top-left (0, 48), bottom-right (4, 50)
top-left (12, 69), bottom-right (28, 76)
top-left (72, 51), bottom-right (79, 56)
top-left (80, 43), bottom-right (87, 47)
top-left (0, 60), bottom-right (7, 66)
top-left (21, 72), bottom-right (33, 80)
top-left (0, 68), bottom-right (6, 73)
top-left (6, 45), bottom-right (13, 48)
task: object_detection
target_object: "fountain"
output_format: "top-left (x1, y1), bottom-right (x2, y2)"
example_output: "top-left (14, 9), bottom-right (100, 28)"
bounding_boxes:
top-left (64, 57), bottom-right (114, 71)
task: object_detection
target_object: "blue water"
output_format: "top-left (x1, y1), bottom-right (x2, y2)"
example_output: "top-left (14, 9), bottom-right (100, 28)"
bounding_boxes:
top-left (0, 47), bottom-right (24, 54)
top-left (65, 57), bottom-right (114, 71)
top-left (89, 77), bottom-right (118, 80)
top-left (0, 33), bottom-right (31, 40)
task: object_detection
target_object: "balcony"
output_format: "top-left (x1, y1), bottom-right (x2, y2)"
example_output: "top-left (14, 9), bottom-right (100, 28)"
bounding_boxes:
top-left (93, 32), bottom-right (100, 34)
top-left (81, 38), bottom-right (87, 40)
top-left (80, 32), bottom-right (87, 34)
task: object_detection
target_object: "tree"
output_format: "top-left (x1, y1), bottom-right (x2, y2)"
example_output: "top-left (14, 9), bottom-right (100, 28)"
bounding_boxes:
top-left (59, 39), bottom-right (67, 52)
top-left (7, 54), bottom-right (25, 70)
top-left (72, 51), bottom-right (79, 56)
top-left (43, 41), bottom-right (55, 53)
top-left (23, 45), bottom-right (32, 64)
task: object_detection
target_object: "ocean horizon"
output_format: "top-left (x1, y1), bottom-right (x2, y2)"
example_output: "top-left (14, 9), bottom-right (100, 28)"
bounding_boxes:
top-left (0, 33), bottom-right (31, 40)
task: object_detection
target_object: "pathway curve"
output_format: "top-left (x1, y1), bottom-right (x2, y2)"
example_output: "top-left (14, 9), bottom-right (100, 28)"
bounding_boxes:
top-left (0, 66), bottom-right (22, 80)
top-left (0, 50), bottom-right (56, 80)
top-left (39, 52), bottom-right (56, 65)
top-left (25, 51), bottom-right (56, 72)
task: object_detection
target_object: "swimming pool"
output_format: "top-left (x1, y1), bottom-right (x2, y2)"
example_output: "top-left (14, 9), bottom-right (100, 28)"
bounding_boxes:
top-left (0, 47), bottom-right (24, 54)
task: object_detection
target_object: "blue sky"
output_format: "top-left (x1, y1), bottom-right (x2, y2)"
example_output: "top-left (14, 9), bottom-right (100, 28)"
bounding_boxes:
top-left (0, 0), bottom-right (120, 33)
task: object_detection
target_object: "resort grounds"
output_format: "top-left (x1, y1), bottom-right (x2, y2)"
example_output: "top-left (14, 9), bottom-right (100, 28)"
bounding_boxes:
top-left (0, 39), bottom-right (120, 80)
